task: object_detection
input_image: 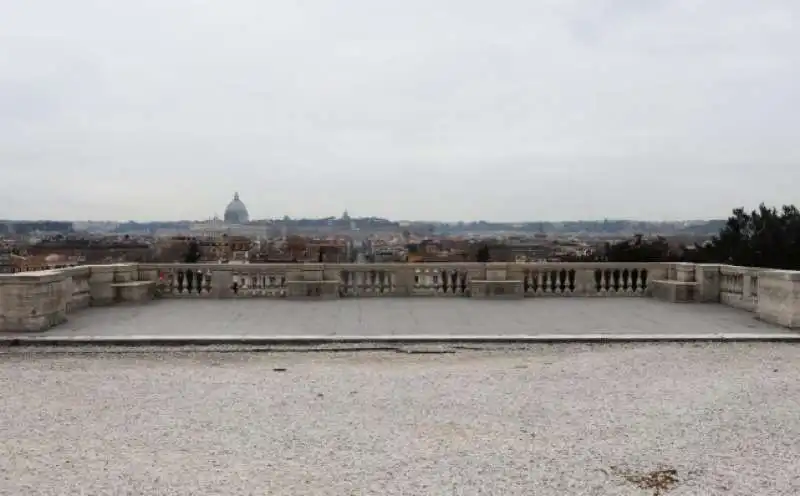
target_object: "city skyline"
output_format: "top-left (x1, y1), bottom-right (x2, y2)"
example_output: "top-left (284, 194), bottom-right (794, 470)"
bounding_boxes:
top-left (2, 1), bottom-right (798, 221)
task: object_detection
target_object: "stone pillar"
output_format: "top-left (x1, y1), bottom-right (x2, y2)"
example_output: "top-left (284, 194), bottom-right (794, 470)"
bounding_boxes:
top-left (392, 265), bottom-right (416, 296)
top-left (138, 265), bottom-right (159, 283)
top-left (574, 267), bottom-right (595, 295)
top-left (694, 264), bottom-right (721, 303)
top-left (88, 265), bottom-right (116, 306)
top-left (505, 263), bottom-right (524, 283)
top-left (757, 270), bottom-right (800, 328)
top-left (113, 264), bottom-right (138, 283)
top-left (485, 263), bottom-right (508, 281)
top-left (674, 263), bottom-right (696, 282)
top-left (465, 265), bottom-right (486, 297)
top-left (0, 270), bottom-right (71, 332)
top-left (211, 268), bottom-right (233, 298)
top-left (645, 263), bottom-right (669, 282)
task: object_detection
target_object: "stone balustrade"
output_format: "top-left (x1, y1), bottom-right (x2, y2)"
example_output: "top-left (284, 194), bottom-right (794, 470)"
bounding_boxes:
top-left (138, 262), bottom-right (668, 299)
top-left (1, 262), bottom-right (799, 331)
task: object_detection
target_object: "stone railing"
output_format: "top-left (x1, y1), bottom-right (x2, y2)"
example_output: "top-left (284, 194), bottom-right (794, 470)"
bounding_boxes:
top-left (137, 262), bottom-right (668, 299)
top-left (1, 262), bottom-right (799, 331)
top-left (719, 265), bottom-right (760, 311)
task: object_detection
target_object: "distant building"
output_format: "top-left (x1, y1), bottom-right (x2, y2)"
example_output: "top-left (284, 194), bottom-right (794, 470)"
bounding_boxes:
top-left (223, 192), bottom-right (250, 224)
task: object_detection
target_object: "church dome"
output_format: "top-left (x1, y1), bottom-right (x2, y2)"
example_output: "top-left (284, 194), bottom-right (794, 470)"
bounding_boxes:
top-left (224, 192), bottom-right (249, 224)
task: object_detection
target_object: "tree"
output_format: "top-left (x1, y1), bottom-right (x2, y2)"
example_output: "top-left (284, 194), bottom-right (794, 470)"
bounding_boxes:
top-left (604, 203), bottom-right (800, 270)
top-left (183, 240), bottom-right (201, 263)
top-left (604, 236), bottom-right (679, 263)
top-left (691, 204), bottom-right (800, 269)
top-left (476, 244), bottom-right (490, 263)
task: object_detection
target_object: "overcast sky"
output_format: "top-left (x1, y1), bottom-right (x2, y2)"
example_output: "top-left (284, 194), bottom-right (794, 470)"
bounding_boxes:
top-left (1, 0), bottom-right (798, 222)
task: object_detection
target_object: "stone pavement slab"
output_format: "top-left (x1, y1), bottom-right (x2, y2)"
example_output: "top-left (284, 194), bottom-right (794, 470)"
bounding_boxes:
top-left (2, 298), bottom-right (796, 343)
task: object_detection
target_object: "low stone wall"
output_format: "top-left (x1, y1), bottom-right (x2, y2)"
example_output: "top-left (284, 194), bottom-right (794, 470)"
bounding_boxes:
top-left (0, 270), bottom-right (71, 332)
top-left (0, 263), bottom-right (149, 332)
top-left (3, 262), bottom-right (800, 331)
top-left (757, 270), bottom-right (800, 328)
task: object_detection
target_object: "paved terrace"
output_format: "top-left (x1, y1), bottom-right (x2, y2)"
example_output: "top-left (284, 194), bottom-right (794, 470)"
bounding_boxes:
top-left (2, 344), bottom-right (800, 494)
top-left (3, 298), bottom-right (795, 341)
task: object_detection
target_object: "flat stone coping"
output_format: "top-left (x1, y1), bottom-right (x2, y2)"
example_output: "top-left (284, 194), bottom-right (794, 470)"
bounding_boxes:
top-left (3, 333), bottom-right (800, 346)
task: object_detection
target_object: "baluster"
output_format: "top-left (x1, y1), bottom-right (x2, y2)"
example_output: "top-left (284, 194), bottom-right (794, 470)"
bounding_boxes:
top-left (600, 269), bottom-right (608, 294)
top-left (363, 271), bottom-right (371, 294)
top-left (536, 271), bottom-right (544, 294)
top-left (369, 270), bottom-right (377, 294)
top-left (440, 269), bottom-right (450, 294)
top-left (621, 269), bottom-right (630, 293)
top-left (231, 272), bottom-right (240, 295)
top-left (630, 269), bottom-right (640, 293)
top-left (549, 270), bottom-right (558, 293)
top-left (558, 269), bottom-right (567, 294)
top-left (612, 269), bottom-right (621, 294)
top-left (376, 271), bottom-right (384, 294)
top-left (193, 270), bottom-right (202, 294)
top-left (567, 269), bottom-right (576, 293)
top-left (640, 269), bottom-right (649, 292)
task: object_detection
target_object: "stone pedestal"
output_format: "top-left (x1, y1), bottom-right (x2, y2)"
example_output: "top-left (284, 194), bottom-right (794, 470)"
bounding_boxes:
top-left (88, 263), bottom-right (138, 306)
top-left (285, 267), bottom-right (340, 300)
top-left (674, 263), bottom-right (696, 282)
top-left (650, 280), bottom-right (698, 303)
top-left (286, 281), bottom-right (340, 299)
top-left (211, 269), bottom-right (233, 298)
top-left (469, 266), bottom-right (523, 299)
top-left (391, 266), bottom-right (416, 296)
top-left (89, 265), bottom-right (116, 306)
top-left (470, 280), bottom-right (524, 299)
top-left (695, 264), bottom-right (721, 303)
top-left (111, 281), bottom-right (156, 303)
top-left (757, 270), bottom-right (800, 328)
top-left (0, 271), bottom-right (71, 332)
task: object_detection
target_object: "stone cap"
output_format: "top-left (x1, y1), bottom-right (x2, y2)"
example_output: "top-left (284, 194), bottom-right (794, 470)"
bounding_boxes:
top-left (758, 269), bottom-right (800, 282)
top-left (87, 263), bottom-right (139, 274)
top-left (0, 270), bottom-right (67, 284)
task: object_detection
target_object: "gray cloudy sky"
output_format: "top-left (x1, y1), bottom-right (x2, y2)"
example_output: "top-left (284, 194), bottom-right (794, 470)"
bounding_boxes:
top-left (1, 0), bottom-right (798, 222)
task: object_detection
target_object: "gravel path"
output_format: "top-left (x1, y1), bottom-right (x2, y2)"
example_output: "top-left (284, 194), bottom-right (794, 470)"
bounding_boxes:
top-left (2, 343), bottom-right (800, 495)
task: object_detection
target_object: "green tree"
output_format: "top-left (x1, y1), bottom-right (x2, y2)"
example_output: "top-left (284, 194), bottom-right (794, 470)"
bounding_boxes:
top-left (476, 245), bottom-right (491, 262)
top-left (691, 204), bottom-right (800, 269)
top-left (183, 240), bottom-right (201, 263)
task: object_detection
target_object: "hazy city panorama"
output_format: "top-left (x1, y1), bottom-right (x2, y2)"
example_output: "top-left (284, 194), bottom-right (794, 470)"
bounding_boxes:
top-left (3, 2), bottom-right (800, 495)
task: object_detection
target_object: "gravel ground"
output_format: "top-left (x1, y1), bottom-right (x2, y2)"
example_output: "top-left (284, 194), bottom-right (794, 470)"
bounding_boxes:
top-left (1, 343), bottom-right (800, 495)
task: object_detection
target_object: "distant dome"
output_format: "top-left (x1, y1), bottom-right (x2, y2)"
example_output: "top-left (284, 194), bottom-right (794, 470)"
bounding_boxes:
top-left (224, 192), bottom-right (249, 224)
